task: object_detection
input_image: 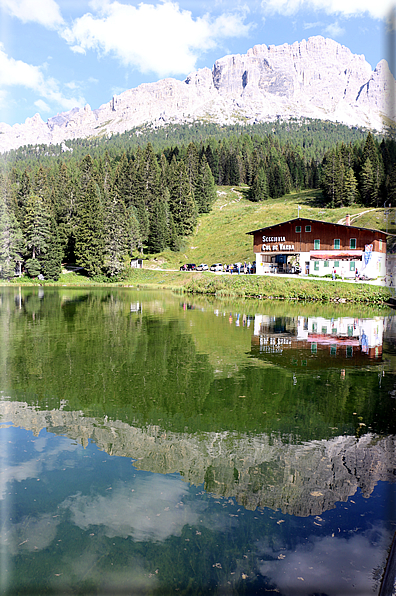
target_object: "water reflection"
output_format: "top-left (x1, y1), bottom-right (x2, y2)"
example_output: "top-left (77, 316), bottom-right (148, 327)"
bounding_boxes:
top-left (1, 400), bottom-right (395, 518)
top-left (0, 288), bottom-right (395, 595)
top-left (253, 314), bottom-right (385, 366)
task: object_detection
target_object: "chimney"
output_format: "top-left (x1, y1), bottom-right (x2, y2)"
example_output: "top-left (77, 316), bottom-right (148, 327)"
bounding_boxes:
top-left (345, 214), bottom-right (350, 226)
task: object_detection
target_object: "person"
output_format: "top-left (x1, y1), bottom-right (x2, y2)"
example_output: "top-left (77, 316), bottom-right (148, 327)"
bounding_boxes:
top-left (332, 268), bottom-right (336, 281)
top-left (355, 267), bottom-right (359, 281)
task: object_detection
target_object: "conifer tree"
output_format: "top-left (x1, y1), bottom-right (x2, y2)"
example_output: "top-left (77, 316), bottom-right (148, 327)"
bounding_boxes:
top-left (0, 198), bottom-right (23, 279)
top-left (185, 142), bottom-right (199, 197)
top-left (23, 193), bottom-right (54, 277)
top-left (127, 206), bottom-right (143, 256)
top-left (24, 194), bottom-right (51, 261)
top-left (102, 188), bottom-right (129, 277)
top-left (343, 168), bottom-right (358, 206)
top-left (74, 179), bottom-right (104, 276)
top-left (360, 158), bottom-right (375, 206)
top-left (40, 216), bottom-right (62, 280)
top-left (147, 196), bottom-right (168, 253)
top-left (361, 132), bottom-right (383, 205)
top-left (195, 156), bottom-right (216, 213)
top-left (54, 162), bottom-right (75, 261)
top-left (168, 160), bottom-right (197, 237)
top-left (250, 166), bottom-right (269, 201)
top-left (16, 169), bottom-right (31, 227)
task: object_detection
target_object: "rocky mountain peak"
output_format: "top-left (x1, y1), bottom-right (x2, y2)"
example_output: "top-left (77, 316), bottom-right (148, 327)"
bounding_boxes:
top-left (0, 35), bottom-right (394, 153)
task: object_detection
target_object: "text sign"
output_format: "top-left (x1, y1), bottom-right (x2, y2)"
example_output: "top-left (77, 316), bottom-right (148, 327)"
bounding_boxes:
top-left (262, 243), bottom-right (295, 252)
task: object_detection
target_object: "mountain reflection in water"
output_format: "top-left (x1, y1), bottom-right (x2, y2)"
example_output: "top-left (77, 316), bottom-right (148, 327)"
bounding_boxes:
top-left (0, 288), bottom-right (395, 596)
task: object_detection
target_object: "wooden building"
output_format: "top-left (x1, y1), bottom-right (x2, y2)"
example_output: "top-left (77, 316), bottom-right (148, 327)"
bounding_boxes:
top-left (247, 217), bottom-right (389, 278)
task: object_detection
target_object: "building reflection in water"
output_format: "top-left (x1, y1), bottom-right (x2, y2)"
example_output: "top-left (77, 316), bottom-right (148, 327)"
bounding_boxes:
top-left (252, 315), bottom-right (384, 366)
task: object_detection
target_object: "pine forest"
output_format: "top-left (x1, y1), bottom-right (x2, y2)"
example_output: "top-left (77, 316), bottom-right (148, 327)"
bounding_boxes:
top-left (0, 121), bottom-right (395, 281)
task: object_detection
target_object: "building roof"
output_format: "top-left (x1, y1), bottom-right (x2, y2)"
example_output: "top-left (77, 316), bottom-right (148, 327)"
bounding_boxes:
top-left (246, 217), bottom-right (394, 236)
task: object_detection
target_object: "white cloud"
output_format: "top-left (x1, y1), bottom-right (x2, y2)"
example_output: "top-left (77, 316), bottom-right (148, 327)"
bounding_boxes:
top-left (0, 0), bottom-right (64, 28)
top-left (70, 45), bottom-right (86, 55)
top-left (62, 1), bottom-right (253, 77)
top-left (62, 475), bottom-right (204, 542)
top-left (260, 0), bottom-right (395, 20)
top-left (0, 514), bottom-right (61, 555)
top-left (0, 43), bottom-right (86, 112)
top-left (258, 527), bottom-right (391, 596)
top-left (34, 99), bottom-right (51, 112)
top-left (303, 20), bottom-right (325, 28)
top-left (325, 20), bottom-right (345, 37)
top-left (0, 459), bottom-right (42, 498)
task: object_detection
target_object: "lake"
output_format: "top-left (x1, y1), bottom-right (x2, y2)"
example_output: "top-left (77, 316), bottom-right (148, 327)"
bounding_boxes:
top-left (0, 287), bottom-right (395, 596)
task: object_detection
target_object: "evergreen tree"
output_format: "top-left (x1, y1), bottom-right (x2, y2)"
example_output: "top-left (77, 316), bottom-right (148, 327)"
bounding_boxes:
top-left (102, 188), bottom-right (129, 277)
top-left (147, 196), bottom-right (168, 253)
top-left (33, 165), bottom-right (50, 202)
top-left (24, 194), bottom-right (51, 262)
top-left (360, 158), bottom-right (375, 206)
top-left (0, 198), bottom-right (23, 279)
top-left (361, 132), bottom-right (383, 205)
top-left (124, 155), bottom-right (150, 242)
top-left (195, 156), bottom-right (216, 213)
top-left (54, 162), bottom-right (75, 261)
top-left (127, 206), bottom-right (143, 256)
top-left (16, 169), bottom-right (31, 227)
top-left (250, 166), bottom-right (269, 201)
top-left (40, 216), bottom-right (62, 280)
top-left (343, 168), bottom-right (358, 206)
top-left (185, 142), bottom-right (199, 197)
top-left (74, 179), bottom-right (104, 276)
top-left (168, 160), bottom-right (197, 237)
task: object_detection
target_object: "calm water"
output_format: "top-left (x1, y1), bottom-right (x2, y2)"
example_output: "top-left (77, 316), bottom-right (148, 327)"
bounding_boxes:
top-left (0, 287), bottom-right (395, 596)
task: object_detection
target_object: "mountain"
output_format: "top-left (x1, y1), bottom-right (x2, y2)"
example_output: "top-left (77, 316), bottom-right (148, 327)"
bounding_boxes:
top-left (0, 36), bottom-right (394, 154)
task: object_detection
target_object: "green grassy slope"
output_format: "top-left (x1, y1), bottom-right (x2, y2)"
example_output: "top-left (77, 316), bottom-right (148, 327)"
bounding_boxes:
top-left (148, 187), bottom-right (394, 270)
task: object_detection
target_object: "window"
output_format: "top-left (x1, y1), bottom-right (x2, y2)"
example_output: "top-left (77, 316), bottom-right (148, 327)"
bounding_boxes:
top-left (347, 325), bottom-right (353, 337)
top-left (314, 239), bottom-right (320, 250)
top-left (312, 322), bottom-right (317, 332)
top-left (296, 226), bottom-right (301, 233)
top-left (311, 343), bottom-right (317, 354)
top-left (334, 239), bottom-right (340, 249)
top-left (334, 261), bottom-right (339, 267)
top-left (379, 240), bottom-right (383, 251)
top-left (350, 261), bottom-right (355, 271)
top-left (347, 346), bottom-right (353, 358)
top-left (305, 225), bottom-right (311, 232)
top-left (350, 238), bottom-right (356, 249)
top-left (324, 260), bottom-right (329, 268)
top-left (322, 326), bottom-right (328, 334)
top-left (331, 327), bottom-right (337, 334)
top-left (314, 261), bottom-right (319, 271)
top-left (330, 345), bottom-right (337, 356)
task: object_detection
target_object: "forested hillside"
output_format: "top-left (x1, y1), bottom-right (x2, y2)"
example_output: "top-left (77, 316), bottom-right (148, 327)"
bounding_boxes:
top-left (0, 121), bottom-right (395, 282)
top-left (2, 119), bottom-right (375, 167)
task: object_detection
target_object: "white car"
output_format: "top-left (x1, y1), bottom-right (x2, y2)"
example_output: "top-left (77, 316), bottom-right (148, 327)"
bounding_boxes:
top-left (196, 264), bottom-right (208, 271)
top-left (210, 263), bottom-right (223, 272)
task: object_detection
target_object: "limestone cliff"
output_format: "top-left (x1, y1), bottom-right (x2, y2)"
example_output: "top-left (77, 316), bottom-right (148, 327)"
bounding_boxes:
top-left (0, 36), bottom-right (394, 153)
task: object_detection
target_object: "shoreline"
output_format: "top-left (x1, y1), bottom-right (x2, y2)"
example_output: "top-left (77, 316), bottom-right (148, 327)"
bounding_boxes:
top-left (2, 270), bottom-right (393, 305)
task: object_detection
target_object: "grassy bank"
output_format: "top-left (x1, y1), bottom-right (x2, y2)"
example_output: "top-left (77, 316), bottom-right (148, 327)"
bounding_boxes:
top-left (11, 269), bottom-right (390, 304)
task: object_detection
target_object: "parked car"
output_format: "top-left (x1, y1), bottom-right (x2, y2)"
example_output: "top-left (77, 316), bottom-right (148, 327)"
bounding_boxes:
top-left (180, 263), bottom-right (196, 271)
top-left (196, 264), bottom-right (208, 271)
top-left (210, 263), bottom-right (223, 272)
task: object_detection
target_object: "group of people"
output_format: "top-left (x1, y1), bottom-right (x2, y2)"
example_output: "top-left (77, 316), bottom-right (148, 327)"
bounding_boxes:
top-left (224, 262), bottom-right (255, 275)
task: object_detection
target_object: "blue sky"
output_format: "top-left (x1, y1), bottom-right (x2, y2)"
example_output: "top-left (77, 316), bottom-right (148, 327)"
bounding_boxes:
top-left (0, 0), bottom-right (394, 126)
